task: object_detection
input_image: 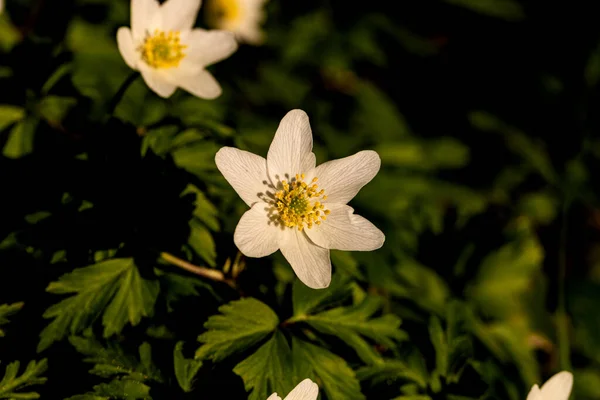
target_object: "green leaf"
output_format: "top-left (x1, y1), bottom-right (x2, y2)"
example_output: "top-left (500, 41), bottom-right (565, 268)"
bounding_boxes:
top-left (376, 138), bottom-right (469, 170)
top-left (444, 0), bottom-right (524, 21)
top-left (69, 336), bottom-right (162, 382)
top-left (0, 302), bottom-right (24, 337)
top-left (0, 359), bottom-right (48, 399)
top-left (173, 342), bottom-right (202, 393)
top-left (429, 316), bottom-right (448, 379)
top-left (356, 358), bottom-right (428, 388)
top-left (39, 258), bottom-right (159, 351)
top-left (196, 298), bottom-right (279, 362)
top-left (467, 233), bottom-right (543, 318)
top-left (188, 218), bottom-right (217, 267)
top-left (233, 331), bottom-right (296, 400)
top-left (585, 41), bottom-right (600, 87)
top-left (292, 338), bottom-right (365, 400)
top-left (181, 184), bottom-right (220, 232)
top-left (300, 296), bottom-right (407, 364)
top-left (292, 274), bottom-right (353, 317)
top-left (37, 96), bottom-right (77, 125)
top-left (3, 117), bottom-right (38, 159)
top-left (155, 268), bottom-right (219, 312)
top-left (66, 379), bottom-right (152, 400)
top-left (0, 105), bottom-right (25, 131)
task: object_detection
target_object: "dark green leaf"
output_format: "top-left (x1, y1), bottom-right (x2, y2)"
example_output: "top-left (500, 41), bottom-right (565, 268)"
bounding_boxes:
top-left (0, 359), bottom-right (48, 399)
top-left (173, 342), bottom-right (202, 393)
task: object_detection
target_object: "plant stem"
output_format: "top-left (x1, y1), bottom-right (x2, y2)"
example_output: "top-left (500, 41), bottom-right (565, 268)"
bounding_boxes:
top-left (160, 252), bottom-right (236, 289)
top-left (107, 71), bottom-right (139, 115)
top-left (556, 199), bottom-right (571, 371)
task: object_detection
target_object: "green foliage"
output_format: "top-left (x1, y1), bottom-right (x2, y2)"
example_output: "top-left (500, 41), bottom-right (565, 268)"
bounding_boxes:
top-left (196, 298), bottom-right (279, 361)
top-left (39, 259), bottom-right (159, 352)
top-left (173, 341), bottom-right (202, 393)
top-left (0, 359), bottom-right (48, 399)
top-left (0, 302), bottom-right (23, 337)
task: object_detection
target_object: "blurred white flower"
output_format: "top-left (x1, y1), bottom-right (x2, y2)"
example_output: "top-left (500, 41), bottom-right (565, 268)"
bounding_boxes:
top-left (215, 109), bottom-right (385, 289)
top-left (0, 0), bottom-right (4, 14)
top-left (117, 0), bottom-right (238, 99)
top-left (527, 371), bottom-right (573, 400)
top-left (205, 0), bottom-right (268, 45)
top-left (267, 379), bottom-right (319, 400)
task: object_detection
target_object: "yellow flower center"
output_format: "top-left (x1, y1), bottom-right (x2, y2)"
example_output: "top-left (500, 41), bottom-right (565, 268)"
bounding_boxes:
top-left (271, 174), bottom-right (330, 231)
top-left (139, 29), bottom-right (187, 69)
top-left (206, 0), bottom-right (241, 25)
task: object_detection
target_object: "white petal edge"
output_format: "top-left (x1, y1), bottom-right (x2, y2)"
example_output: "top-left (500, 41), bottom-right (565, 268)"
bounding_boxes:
top-left (131, 0), bottom-right (160, 40)
top-left (158, 0), bottom-right (202, 31)
top-left (116, 27), bottom-right (139, 70)
top-left (138, 63), bottom-right (177, 98)
top-left (215, 147), bottom-right (272, 207)
top-left (304, 203), bottom-right (384, 251)
top-left (234, 203), bottom-right (281, 258)
top-left (182, 29), bottom-right (239, 67)
top-left (267, 110), bottom-right (314, 185)
top-left (266, 394), bottom-right (282, 400)
top-left (279, 229), bottom-right (331, 289)
top-left (284, 379), bottom-right (319, 400)
top-left (539, 371), bottom-right (573, 400)
top-left (527, 385), bottom-right (541, 400)
top-left (307, 150), bottom-right (381, 205)
top-left (168, 68), bottom-right (222, 99)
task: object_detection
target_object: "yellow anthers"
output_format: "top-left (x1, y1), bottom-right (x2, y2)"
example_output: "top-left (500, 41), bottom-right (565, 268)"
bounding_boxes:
top-left (139, 29), bottom-right (187, 69)
top-left (206, 0), bottom-right (241, 24)
top-left (272, 173), bottom-right (329, 231)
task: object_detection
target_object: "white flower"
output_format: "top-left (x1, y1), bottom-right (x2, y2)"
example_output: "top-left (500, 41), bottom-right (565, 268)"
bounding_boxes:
top-left (205, 0), bottom-right (268, 45)
top-left (116, 0), bottom-right (238, 99)
top-left (266, 378), bottom-right (319, 400)
top-left (0, 0), bottom-right (4, 14)
top-left (215, 109), bottom-right (385, 289)
top-left (527, 371), bottom-right (573, 400)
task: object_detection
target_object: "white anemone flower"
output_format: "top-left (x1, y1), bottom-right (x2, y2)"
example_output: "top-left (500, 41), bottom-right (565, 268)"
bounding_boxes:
top-left (117, 0), bottom-right (238, 99)
top-left (267, 379), bottom-right (319, 400)
top-left (527, 371), bottom-right (573, 400)
top-left (205, 0), bottom-right (267, 45)
top-left (215, 109), bottom-right (385, 289)
top-left (0, 0), bottom-right (4, 14)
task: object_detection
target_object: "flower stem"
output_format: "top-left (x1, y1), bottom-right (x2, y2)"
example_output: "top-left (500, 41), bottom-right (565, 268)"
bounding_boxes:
top-left (107, 71), bottom-right (139, 115)
top-left (557, 199), bottom-right (571, 371)
top-left (160, 252), bottom-right (236, 289)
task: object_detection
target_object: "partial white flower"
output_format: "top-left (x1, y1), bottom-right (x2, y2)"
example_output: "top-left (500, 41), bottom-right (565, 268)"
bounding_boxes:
top-left (0, 0), bottom-right (4, 14)
top-left (205, 0), bottom-right (268, 45)
top-left (527, 371), bottom-right (573, 400)
top-left (215, 109), bottom-right (385, 289)
top-left (266, 378), bottom-right (319, 400)
top-left (117, 0), bottom-right (238, 99)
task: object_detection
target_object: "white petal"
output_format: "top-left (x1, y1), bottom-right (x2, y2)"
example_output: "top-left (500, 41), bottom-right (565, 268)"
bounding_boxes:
top-left (308, 150), bottom-right (380, 205)
top-left (131, 0), bottom-right (160, 40)
top-left (169, 68), bottom-right (222, 99)
top-left (267, 394), bottom-right (282, 400)
top-left (284, 379), bottom-right (319, 400)
top-left (116, 27), bottom-right (139, 70)
top-left (539, 371), bottom-right (573, 400)
top-left (527, 385), bottom-right (541, 400)
top-left (267, 110), bottom-right (315, 185)
top-left (234, 204), bottom-right (281, 258)
top-left (158, 0), bottom-right (202, 31)
top-left (138, 63), bottom-right (177, 98)
top-left (182, 29), bottom-right (238, 67)
top-left (304, 203), bottom-right (384, 251)
top-left (279, 229), bottom-right (331, 289)
top-left (215, 147), bottom-right (273, 207)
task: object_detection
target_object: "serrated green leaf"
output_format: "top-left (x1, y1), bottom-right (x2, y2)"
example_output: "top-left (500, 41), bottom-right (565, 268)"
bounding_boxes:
top-left (69, 336), bottom-right (162, 382)
top-left (0, 302), bottom-right (24, 337)
top-left (429, 316), bottom-right (448, 379)
top-left (181, 184), bottom-right (220, 232)
top-left (292, 274), bottom-right (352, 317)
top-left (233, 331), bottom-right (296, 400)
top-left (66, 379), bottom-right (152, 400)
top-left (292, 338), bottom-right (365, 400)
top-left (300, 296), bottom-right (407, 364)
top-left (356, 358), bottom-right (428, 388)
top-left (0, 359), bottom-right (48, 399)
top-left (196, 298), bottom-right (279, 362)
top-left (39, 258), bottom-right (159, 351)
top-left (173, 341), bottom-right (202, 393)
